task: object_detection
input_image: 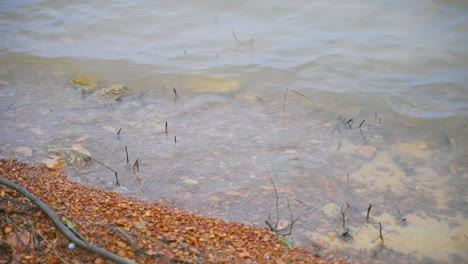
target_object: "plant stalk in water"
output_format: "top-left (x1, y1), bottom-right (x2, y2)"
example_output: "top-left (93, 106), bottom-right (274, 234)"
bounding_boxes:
top-left (366, 204), bottom-right (372, 223)
top-left (125, 146), bottom-right (129, 164)
top-left (282, 88), bottom-right (289, 111)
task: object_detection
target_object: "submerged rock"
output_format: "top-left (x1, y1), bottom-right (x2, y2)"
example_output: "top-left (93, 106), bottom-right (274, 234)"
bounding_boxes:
top-left (89, 84), bottom-right (130, 103)
top-left (48, 146), bottom-right (92, 169)
top-left (69, 76), bottom-right (132, 104)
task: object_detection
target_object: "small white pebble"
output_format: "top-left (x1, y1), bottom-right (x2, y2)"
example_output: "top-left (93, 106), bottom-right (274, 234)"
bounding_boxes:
top-left (68, 243), bottom-right (75, 249)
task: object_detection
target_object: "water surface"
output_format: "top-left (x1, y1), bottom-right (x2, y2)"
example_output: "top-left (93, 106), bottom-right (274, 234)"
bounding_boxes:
top-left (1, 1), bottom-right (467, 263)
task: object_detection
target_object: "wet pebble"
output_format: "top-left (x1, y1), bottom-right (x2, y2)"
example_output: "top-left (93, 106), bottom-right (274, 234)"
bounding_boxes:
top-left (184, 179), bottom-right (200, 186)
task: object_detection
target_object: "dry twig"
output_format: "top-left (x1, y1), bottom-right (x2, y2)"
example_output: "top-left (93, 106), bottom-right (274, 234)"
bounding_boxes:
top-left (0, 177), bottom-right (139, 264)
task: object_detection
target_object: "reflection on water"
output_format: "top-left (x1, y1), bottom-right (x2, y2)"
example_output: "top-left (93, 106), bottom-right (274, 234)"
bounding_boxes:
top-left (1, 0), bottom-right (468, 262)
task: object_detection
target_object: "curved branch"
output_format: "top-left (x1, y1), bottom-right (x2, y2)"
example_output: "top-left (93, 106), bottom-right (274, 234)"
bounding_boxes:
top-left (0, 177), bottom-right (139, 264)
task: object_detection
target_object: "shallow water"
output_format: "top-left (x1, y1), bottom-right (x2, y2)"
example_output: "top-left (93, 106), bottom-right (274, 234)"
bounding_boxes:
top-left (1, 1), bottom-right (467, 263)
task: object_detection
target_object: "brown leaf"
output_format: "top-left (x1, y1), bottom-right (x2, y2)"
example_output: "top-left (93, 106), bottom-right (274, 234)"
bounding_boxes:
top-left (72, 144), bottom-right (91, 156)
top-left (134, 220), bottom-right (147, 230)
top-left (116, 240), bottom-right (127, 248)
top-left (7, 232), bottom-right (30, 251)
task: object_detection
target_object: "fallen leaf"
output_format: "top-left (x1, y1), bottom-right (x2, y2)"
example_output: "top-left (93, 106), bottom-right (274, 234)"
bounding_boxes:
top-left (191, 237), bottom-right (200, 246)
top-left (62, 217), bottom-right (76, 230)
top-left (72, 144), bottom-right (91, 156)
top-left (238, 251), bottom-right (251, 258)
top-left (134, 220), bottom-right (147, 230)
top-left (116, 240), bottom-right (127, 248)
top-left (7, 232), bottom-right (30, 251)
top-left (74, 135), bottom-right (91, 142)
top-left (184, 179), bottom-right (199, 186)
top-left (42, 158), bottom-right (67, 171)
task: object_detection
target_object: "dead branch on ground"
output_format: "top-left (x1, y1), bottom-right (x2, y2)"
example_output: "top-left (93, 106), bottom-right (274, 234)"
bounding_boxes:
top-left (0, 177), bottom-right (139, 264)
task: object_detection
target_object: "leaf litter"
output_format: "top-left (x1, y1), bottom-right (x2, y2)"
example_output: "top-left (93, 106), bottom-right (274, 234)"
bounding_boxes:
top-left (0, 160), bottom-right (346, 264)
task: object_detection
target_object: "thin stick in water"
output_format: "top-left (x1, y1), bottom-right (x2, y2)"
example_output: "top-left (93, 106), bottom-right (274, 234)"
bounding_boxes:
top-left (359, 119), bottom-right (365, 128)
top-left (125, 146), bottom-right (129, 164)
top-left (90, 157), bottom-right (119, 185)
top-left (283, 88), bottom-right (289, 111)
top-left (291, 90), bottom-right (312, 101)
top-left (341, 206), bottom-right (346, 229)
top-left (173, 88), bottom-right (178, 102)
top-left (165, 121), bottom-right (168, 137)
top-left (232, 28), bottom-right (241, 45)
top-left (346, 119), bottom-right (354, 129)
top-left (397, 209), bottom-right (407, 222)
top-left (379, 222), bottom-right (384, 245)
top-left (366, 204), bottom-right (372, 223)
top-left (266, 169), bottom-right (279, 232)
top-left (133, 158), bottom-right (139, 173)
top-left (174, 135), bottom-right (177, 144)
top-left (117, 128), bottom-right (122, 139)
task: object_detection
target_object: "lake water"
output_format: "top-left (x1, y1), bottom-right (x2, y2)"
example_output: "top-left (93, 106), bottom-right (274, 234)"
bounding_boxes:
top-left (1, 0), bottom-right (467, 263)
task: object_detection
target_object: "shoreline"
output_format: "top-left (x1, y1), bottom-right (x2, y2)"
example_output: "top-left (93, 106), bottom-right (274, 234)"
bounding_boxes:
top-left (0, 159), bottom-right (345, 263)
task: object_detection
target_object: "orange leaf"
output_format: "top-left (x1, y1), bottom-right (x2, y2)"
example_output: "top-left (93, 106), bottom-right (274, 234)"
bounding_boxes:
top-left (238, 251), bottom-right (251, 258)
top-left (191, 237), bottom-right (200, 246)
top-left (116, 240), bottom-right (127, 248)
